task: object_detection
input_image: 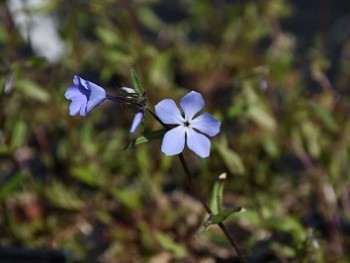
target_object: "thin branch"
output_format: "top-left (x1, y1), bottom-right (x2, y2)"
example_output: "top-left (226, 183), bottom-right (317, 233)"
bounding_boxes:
top-left (179, 153), bottom-right (248, 263)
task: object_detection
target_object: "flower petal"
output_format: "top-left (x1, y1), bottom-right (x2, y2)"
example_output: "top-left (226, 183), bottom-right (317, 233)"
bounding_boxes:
top-left (155, 99), bottom-right (184, 125)
top-left (180, 91), bottom-right (205, 121)
top-left (74, 75), bottom-right (89, 90)
top-left (186, 128), bottom-right (211, 158)
top-left (69, 97), bottom-right (85, 116)
top-left (130, 111), bottom-right (144, 133)
top-left (73, 75), bottom-right (80, 85)
top-left (191, 112), bottom-right (221, 137)
top-left (161, 126), bottom-right (186, 156)
top-left (65, 86), bottom-right (80, 99)
top-left (79, 103), bottom-right (87, 117)
top-left (85, 80), bottom-right (107, 113)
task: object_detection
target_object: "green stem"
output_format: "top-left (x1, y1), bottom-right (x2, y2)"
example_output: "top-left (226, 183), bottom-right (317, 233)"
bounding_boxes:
top-left (147, 107), bottom-right (248, 262)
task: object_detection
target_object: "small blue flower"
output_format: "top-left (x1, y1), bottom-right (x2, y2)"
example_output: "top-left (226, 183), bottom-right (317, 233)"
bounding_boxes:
top-left (65, 75), bottom-right (107, 117)
top-left (155, 91), bottom-right (221, 158)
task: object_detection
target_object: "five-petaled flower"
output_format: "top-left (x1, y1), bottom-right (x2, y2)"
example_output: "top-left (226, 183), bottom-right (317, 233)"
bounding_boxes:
top-left (65, 75), bottom-right (110, 117)
top-left (155, 91), bottom-right (221, 158)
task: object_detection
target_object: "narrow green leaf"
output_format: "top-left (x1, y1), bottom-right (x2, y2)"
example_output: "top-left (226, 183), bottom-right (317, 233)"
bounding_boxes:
top-left (130, 68), bottom-right (144, 95)
top-left (10, 121), bottom-right (28, 150)
top-left (208, 173), bottom-right (226, 214)
top-left (0, 172), bottom-right (26, 200)
top-left (155, 232), bottom-right (186, 258)
top-left (16, 79), bottom-right (50, 102)
top-left (215, 137), bottom-right (246, 175)
top-left (195, 205), bottom-right (245, 238)
top-left (45, 181), bottom-right (84, 210)
top-left (96, 27), bottom-right (119, 46)
top-left (124, 129), bottom-right (166, 149)
top-left (71, 166), bottom-right (100, 187)
top-left (194, 215), bottom-right (212, 238)
top-left (111, 188), bottom-right (141, 210)
top-left (310, 103), bottom-right (338, 132)
top-left (211, 206), bottom-right (246, 224)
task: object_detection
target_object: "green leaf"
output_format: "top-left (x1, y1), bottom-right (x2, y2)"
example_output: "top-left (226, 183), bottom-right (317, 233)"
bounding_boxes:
top-left (71, 166), bottom-right (100, 187)
top-left (208, 173), bottom-right (226, 214)
top-left (248, 106), bottom-right (276, 131)
top-left (130, 68), bottom-right (144, 95)
top-left (215, 137), bottom-right (246, 175)
top-left (16, 79), bottom-right (50, 102)
top-left (194, 215), bottom-right (213, 238)
top-left (10, 120), bottom-right (28, 150)
top-left (96, 27), bottom-right (119, 46)
top-left (124, 129), bottom-right (166, 149)
top-left (137, 6), bottom-right (164, 32)
top-left (210, 206), bottom-right (246, 224)
top-left (111, 188), bottom-right (141, 210)
top-left (310, 103), bottom-right (338, 132)
top-left (45, 181), bottom-right (84, 210)
top-left (195, 206), bottom-right (245, 238)
top-left (155, 232), bottom-right (186, 259)
top-left (0, 172), bottom-right (26, 200)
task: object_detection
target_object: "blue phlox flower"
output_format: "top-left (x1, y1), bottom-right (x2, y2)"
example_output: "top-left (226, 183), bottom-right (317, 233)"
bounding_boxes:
top-left (155, 91), bottom-right (221, 158)
top-left (64, 75), bottom-right (107, 117)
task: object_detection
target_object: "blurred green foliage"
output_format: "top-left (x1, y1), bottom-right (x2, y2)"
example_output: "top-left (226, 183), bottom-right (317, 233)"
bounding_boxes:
top-left (1, 0), bottom-right (350, 262)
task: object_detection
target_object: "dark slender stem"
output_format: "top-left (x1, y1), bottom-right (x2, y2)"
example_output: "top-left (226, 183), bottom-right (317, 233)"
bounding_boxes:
top-left (147, 107), bottom-right (169, 129)
top-left (146, 106), bottom-right (248, 262)
top-left (179, 154), bottom-right (248, 263)
top-left (178, 154), bottom-right (212, 214)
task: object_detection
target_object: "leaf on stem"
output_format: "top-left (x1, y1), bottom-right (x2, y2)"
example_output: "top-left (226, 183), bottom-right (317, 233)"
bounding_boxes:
top-left (208, 173), bottom-right (226, 214)
top-left (130, 68), bottom-right (144, 95)
top-left (195, 206), bottom-right (246, 238)
top-left (210, 206), bottom-right (246, 224)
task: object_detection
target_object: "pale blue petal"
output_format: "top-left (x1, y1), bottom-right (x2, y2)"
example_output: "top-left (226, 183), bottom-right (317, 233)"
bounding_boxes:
top-left (64, 86), bottom-right (80, 99)
top-left (130, 112), bottom-right (144, 133)
top-left (161, 126), bottom-right (186, 156)
top-left (86, 98), bottom-right (105, 113)
top-left (69, 97), bottom-right (84, 116)
top-left (80, 103), bottom-right (87, 117)
top-left (73, 75), bottom-right (79, 85)
top-left (191, 112), bottom-right (221, 137)
top-left (155, 99), bottom-right (184, 125)
top-left (74, 75), bottom-right (88, 90)
top-left (186, 128), bottom-right (211, 158)
top-left (180, 91), bottom-right (205, 121)
top-left (85, 81), bottom-right (107, 113)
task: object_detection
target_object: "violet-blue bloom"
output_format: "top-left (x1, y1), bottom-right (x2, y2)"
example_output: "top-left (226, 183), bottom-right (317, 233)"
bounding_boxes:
top-left (65, 75), bottom-right (107, 117)
top-left (155, 91), bottom-right (221, 158)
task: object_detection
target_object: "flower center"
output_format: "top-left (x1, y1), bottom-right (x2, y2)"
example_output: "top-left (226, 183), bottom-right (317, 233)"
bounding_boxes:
top-left (184, 120), bottom-right (190, 127)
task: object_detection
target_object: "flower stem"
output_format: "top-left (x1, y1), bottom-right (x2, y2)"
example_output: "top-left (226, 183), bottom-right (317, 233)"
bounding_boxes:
top-left (147, 107), bottom-right (248, 262)
top-left (178, 153), bottom-right (248, 263)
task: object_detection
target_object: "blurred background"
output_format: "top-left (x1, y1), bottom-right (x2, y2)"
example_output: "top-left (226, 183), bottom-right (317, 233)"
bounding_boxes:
top-left (1, 0), bottom-right (350, 262)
